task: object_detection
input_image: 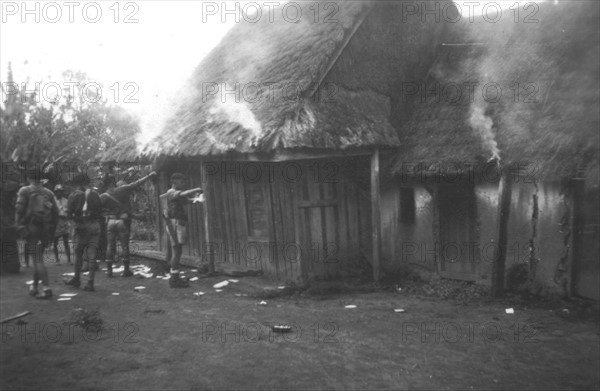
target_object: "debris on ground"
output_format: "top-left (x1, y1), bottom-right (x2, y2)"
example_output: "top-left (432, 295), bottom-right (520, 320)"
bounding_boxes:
top-left (68, 308), bottom-right (103, 331)
top-left (193, 292), bottom-right (205, 296)
top-left (401, 278), bottom-right (490, 301)
top-left (1, 311), bottom-right (31, 324)
top-left (344, 305), bottom-right (357, 309)
top-left (57, 298), bottom-right (72, 301)
top-left (213, 280), bottom-right (230, 288)
top-left (505, 308), bottom-right (515, 314)
top-left (394, 309), bottom-right (405, 313)
top-left (143, 307), bottom-right (165, 314)
top-left (134, 286), bottom-right (146, 292)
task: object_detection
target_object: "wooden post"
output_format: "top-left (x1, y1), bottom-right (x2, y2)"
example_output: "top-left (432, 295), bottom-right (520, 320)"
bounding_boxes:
top-left (200, 162), bottom-right (215, 273)
top-left (371, 149), bottom-right (381, 282)
top-left (567, 178), bottom-right (585, 297)
top-left (491, 172), bottom-right (513, 297)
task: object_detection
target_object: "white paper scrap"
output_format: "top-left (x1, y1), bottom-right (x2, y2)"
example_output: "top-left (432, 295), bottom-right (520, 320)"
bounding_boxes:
top-left (345, 305), bottom-right (357, 309)
top-left (213, 280), bottom-right (229, 288)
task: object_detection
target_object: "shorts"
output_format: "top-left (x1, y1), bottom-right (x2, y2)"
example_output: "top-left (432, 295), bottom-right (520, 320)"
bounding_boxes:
top-left (55, 217), bottom-right (70, 237)
top-left (167, 219), bottom-right (188, 246)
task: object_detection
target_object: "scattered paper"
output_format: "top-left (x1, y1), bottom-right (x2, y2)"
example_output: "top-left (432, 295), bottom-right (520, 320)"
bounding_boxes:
top-left (82, 272), bottom-right (89, 276)
top-left (189, 277), bottom-right (199, 282)
top-left (193, 292), bottom-right (205, 296)
top-left (57, 298), bottom-right (72, 301)
top-left (345, 305), bottom-right (357, 309)
top-left (215, 289), bottom-right (223, 293)
top-left (213, 280), bottom-right (229, 289)
top-left (134, 286), bottom-right (146, 292)
top-left (191, 269), bottom-right (198, 273)
top-left (59, 293), bottom-right (78, 297)
top-left (277, 286), bottom-right (285, 290)
top-left (505, 308), bottom-right (514, 314)
top-left (259, 301), bottom-right (267, 306)
top-left (394, 309), bottom-right (405, 313)
top-left (112, 293), bottom-right (120, 296)
top-left (62, 273), bottom-right (75, 276)
top-left (228, 279), bottom-right (239, 283)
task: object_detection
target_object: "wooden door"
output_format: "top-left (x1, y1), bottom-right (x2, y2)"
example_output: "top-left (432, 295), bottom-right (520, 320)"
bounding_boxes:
top-left (296, 162), bottom-right (343, 280)
top-left (438, 183), bottom-right (478, 280)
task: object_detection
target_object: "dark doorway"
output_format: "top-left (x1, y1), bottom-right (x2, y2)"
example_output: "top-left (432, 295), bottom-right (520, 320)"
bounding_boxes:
top-left (438, 183), bottom-right (478, 280)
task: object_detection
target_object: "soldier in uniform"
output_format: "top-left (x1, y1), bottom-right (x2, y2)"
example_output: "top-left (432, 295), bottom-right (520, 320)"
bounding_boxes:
top-left (15, 167), bottom-right (59, 299)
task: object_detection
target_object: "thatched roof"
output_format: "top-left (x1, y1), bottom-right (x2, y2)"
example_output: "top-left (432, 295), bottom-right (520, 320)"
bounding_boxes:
top-left (102, 0), bottom-right (404, 162)
top-left (392, 1), bottom-right (600, 182)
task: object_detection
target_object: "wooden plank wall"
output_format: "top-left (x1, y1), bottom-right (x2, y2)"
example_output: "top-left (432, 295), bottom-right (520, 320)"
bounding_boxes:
top-left (154, 158), bottom-right (372, 282)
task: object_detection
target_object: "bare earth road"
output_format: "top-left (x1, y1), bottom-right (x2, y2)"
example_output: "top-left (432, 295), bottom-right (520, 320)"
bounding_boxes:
top-left (1, 258), bottom-right (599, 391)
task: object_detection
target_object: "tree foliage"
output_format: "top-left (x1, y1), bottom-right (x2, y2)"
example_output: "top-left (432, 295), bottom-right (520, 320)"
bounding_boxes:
top-left (1, 63), bottom-right (140, 166)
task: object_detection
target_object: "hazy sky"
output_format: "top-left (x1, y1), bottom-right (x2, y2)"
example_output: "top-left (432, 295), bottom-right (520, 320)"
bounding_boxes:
top-left (1, 1), bottom-right (237, 142)
top-left (0, 0), bottom-right (543, 143)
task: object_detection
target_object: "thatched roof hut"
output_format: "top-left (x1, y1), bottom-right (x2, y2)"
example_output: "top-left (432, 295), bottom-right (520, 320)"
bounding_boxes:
top-left (103, 0), bottom-right (430, 163)
top-left (392, 0), bottom-right (600, 184)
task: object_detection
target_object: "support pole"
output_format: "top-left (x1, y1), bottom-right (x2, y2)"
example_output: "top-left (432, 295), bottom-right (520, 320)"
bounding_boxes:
top-left (567, 178), bottom-right (585, 297)
top-left (371, 149), bottom-right (381, 282)
top-left (200, 162), bottom-right (214, 273)
top-left (491, 172), bottom-right (513, 297)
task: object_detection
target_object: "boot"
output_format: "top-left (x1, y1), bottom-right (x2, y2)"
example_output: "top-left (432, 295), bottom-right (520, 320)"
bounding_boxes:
top-left (37, 288), bottom-right (53, 299)
top-left (169, 274), bottom-right (189, 288)
top-left (64, 277), bottom-right (81, 288)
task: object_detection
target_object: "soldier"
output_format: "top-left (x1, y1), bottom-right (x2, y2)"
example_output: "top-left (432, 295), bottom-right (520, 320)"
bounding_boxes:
top-left (52, 184), bottom-right (71, 264)
top-left (15, 167), bottom-right (58, 299)
top-left (162, 172), bottom-right (203, 288)
top-left (100, 171), bottom-right (157, 277)
top-left (63, 174), bottom-right (103, 292)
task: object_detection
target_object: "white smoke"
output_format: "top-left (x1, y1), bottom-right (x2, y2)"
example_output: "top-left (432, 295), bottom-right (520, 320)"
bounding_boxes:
top-left (209, 99), bottom-right (263, 144)
top-left (468, 103), bottom-right (500, 162)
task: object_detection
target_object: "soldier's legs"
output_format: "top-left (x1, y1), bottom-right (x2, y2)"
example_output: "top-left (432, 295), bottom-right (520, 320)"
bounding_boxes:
top-left (106, 220), bottom-right (118, 276)
top-left (118, 220), bottom-right (132, 276)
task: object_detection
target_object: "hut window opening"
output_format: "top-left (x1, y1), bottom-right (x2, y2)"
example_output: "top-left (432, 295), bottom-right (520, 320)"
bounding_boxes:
top-left (244, 181), bottom-right (269, 240)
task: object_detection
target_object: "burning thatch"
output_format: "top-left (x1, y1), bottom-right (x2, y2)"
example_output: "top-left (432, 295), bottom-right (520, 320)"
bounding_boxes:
top-left (393, 1), bottom-right (600, 183)
top-left (101, 0), bottom-right (401, 163)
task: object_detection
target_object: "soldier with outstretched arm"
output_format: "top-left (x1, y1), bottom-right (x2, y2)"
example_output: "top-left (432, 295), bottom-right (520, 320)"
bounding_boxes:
top-left (100, 171), bottom-right (157, 277)
top-left (162, 172), bottom-right (203, 288)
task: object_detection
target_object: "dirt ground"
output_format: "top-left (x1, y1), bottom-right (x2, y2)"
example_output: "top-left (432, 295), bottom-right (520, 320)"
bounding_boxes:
top-left (1, 251), bottom-right (599, 391)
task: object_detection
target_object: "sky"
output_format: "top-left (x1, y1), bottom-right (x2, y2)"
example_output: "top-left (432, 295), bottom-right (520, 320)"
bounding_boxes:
top-left (0, 0), bottom-right (545, 145)
top-left (0, 1), bottom-right (238, 143)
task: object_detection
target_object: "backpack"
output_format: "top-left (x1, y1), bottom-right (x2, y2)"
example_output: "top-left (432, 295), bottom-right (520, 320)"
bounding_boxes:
top-left (26, 187), bottom-right (54, 225)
